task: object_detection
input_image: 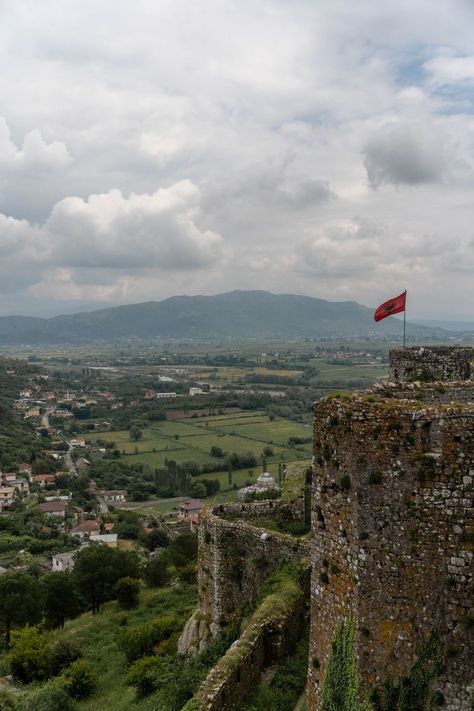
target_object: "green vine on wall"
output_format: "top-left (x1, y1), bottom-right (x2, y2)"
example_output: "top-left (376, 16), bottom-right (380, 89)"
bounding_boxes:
top-left (322, 623), bottom-right (445, 711)
top-left (321, 618), bottom-right (371, 711)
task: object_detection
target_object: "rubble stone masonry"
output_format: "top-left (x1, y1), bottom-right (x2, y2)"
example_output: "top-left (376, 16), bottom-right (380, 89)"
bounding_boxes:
top-left (309, 346), bottom-right (474, 710)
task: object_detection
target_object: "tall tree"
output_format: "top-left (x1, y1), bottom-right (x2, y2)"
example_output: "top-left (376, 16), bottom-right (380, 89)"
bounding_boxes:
top-left (0, 573), bottom-right (42, 644)
top-left (41, 571), bottom-right (82, 629)
top-left (73, 545), bottom-right (139, 613)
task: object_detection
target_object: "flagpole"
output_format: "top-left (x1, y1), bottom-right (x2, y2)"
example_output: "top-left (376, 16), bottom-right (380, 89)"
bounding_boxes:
top-left (403, 290), bottom-right (407, 349)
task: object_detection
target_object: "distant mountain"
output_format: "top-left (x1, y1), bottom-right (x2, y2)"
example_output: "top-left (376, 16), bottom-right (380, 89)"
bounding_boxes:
top-left (412, 319), bottom-right (474, 333)
top-left (0, 290), bottom-right (445, 344)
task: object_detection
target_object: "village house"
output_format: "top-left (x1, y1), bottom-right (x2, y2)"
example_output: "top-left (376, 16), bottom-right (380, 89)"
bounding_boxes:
top-left (1, 474), bottom-right (29, 495)
top-left (70, 519), bottom-right (100, 539)
top-left (177, 499), bottom-right (203, 521)
top-left (101, 490), bottom-right (126, 503)
top-left (25, 407), bottom-right (40, 419)
top-left (75, 458), bottom-right (91, 471)
top-left (0, 487), bottom-right (15, 511)
top-left (156, 391), bottom-right (177, 399)
top-left (189, 387), bottom-right (203, 396)
top-left (31, 474), bottom-right (56, 487)
top-left (68, 437), bottom-right (86, 448)
top-left (90, 533), bottom-right (118, 547)
top-left (20, 388), bottom-right (32, 398)
top-left (38, 501), bottom-right (67, 518)
top-left (144, 389), bottom-right (156, 399)
top-left (52, 551), bottom-right (77, 572)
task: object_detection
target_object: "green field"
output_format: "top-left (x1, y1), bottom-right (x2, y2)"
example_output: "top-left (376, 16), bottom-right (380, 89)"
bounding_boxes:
top-left (86, 411), bottom-right (312, 471)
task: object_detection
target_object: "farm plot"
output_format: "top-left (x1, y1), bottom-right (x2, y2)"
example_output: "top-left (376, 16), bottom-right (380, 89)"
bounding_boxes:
top-left (215, 418), bottom-right (312, 448)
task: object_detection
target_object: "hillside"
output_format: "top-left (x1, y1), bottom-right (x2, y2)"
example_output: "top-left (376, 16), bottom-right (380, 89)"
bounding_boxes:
top-left (0, 290), bottom-right (442, 344)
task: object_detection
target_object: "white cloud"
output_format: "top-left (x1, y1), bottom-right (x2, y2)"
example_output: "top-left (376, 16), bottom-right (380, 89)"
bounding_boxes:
top-left (0, 1), bottom-right (473, 316)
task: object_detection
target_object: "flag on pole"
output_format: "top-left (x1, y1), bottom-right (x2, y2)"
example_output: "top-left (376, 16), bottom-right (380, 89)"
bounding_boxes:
top-left (373, 291), bottom-right (407, 322)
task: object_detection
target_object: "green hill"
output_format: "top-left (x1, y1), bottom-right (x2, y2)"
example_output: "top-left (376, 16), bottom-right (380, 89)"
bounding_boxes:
top-left (0, 291), bottom-right (443, 344)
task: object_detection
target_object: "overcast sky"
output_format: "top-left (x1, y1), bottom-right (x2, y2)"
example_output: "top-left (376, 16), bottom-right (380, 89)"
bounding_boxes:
top-left (1, 0), bottom-right (474, 318)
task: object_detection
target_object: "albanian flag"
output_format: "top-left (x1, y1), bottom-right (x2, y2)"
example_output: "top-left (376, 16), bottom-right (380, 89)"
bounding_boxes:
top-left (374, 291), bottom-right (406, 322)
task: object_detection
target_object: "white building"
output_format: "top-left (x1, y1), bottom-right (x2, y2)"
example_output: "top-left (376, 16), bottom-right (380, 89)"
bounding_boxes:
top-left (189, 387), bottom-right (203, 396)
top-left (52, 551), bottom-right (77, 572)
top-left (238, 472), bottom-right (279, 501)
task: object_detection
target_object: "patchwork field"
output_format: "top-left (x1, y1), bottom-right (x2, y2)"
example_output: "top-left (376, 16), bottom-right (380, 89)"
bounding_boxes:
top-left (85, 411), bottom-right (312, 472)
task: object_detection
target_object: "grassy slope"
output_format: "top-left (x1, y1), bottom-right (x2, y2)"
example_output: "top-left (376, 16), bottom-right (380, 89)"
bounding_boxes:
top-left (15, 584), bottom-right (197, 711)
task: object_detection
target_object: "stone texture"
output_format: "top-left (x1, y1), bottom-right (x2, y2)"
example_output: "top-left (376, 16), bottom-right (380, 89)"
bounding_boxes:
top-left (390, 346), bottom-right (473, 383)
top-left (198, 500), bottom-right (310, 632)
top-left (309, 347), bottom-right (474, 711)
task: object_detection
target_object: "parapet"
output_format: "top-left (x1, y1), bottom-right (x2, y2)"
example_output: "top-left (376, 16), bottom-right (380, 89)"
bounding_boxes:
top-left (390, 346), bottom-right (473, 383)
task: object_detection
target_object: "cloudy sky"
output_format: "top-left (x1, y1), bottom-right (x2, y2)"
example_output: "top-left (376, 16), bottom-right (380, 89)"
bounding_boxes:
top-left (1, 0), bottom-right (474, 318)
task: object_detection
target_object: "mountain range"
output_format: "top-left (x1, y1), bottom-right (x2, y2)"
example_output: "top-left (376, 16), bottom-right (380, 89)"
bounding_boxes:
top-left (0, 290), bottom-right (445, 344)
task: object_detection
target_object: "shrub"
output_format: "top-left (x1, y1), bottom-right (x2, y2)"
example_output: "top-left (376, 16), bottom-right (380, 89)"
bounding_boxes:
top-left (0, 690), bottom-right (16, 711)
top-left (17, 677), bottom-right (75, 711)
top-left (64, 659), bottom-right (97, 699)
top-left (143, 554), bottom-right (171, 588)
top-left (8, 626), bottom-right (51, 683)
top-left (125, 655), bottom-right (173, 697)
top-left (114, 577), bottom-right (140, 610)
top-left (178, 563), bottom-right (197, 585)
top-left (119, 615), bottom-right (180, 664)
top-left (49, 639), bottom-right (82, 676)
top-left (368, 471), bottom-right (382, 485)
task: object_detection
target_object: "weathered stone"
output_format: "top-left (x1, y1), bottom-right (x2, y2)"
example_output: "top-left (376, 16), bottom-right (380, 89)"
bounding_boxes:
top-left (309, 347), bottom-right (474, 711)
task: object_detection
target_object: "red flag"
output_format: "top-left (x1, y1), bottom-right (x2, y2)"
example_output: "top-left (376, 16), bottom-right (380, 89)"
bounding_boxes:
top-left (374, 291), bottom-right (406, 322)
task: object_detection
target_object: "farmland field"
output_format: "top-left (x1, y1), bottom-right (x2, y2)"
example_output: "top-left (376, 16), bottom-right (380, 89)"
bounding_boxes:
top-left (85, 410), bottom-right (312, 472)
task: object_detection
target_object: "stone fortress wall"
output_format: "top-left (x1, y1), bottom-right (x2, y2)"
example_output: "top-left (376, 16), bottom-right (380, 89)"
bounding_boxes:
top-left (198, 498), bottom-right (309, 632)
top-left (308, 346), bottom-right (474, 710)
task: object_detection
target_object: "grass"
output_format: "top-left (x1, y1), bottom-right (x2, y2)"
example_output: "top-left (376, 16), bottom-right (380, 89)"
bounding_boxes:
top-left (12, 584), bottom-right (197, 711)
top-left (87, 412), bottom-right (312, 471)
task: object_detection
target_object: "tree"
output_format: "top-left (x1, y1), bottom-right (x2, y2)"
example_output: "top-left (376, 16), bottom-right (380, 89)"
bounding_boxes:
top-left (0, 573), bottom-right (42, 644)
top-left (166, 533), bottom-right (198, 569)
top-left (143, 553), bottom-right (171, 588)
top-left (129, 426), bottom-right (143, 442)
top-left (8, 626), bottom-right (51, 683)
top-left (210, 446), bottom-right (224, 458)
top-left (262, 446), bottom-right (274, 457)
top-left (189, 481), bottom-right (206, 499)
top-left (114, 577), bottom-right (140, 610)
top-left (41, 571), bottom-right (81, 629)
top-left (64, 659), bottom-right (98, 699)
top-left (73, 545), bottom-right (140, 613)
top-left (141, 528), bottom-right (169, 552)
top-left (17, 677), bottom-right (75, 711)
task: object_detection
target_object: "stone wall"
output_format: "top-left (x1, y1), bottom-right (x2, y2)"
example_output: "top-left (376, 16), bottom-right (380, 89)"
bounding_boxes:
top-left (198, 503), bottom-right (310, 632)
top-left (211, 497), bottom-right (305, 523)
top-left (389, 346), bottom-right (473, 382)
top-left (184, 566), bottom-right (309, 711)
top-left (308, 394), bottom-right (474, 710)
top-left (375, 380), bottom-right (474, 404)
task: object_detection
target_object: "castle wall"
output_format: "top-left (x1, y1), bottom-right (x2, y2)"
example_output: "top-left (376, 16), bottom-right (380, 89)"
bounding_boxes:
top-left (185, 567), bottom-right (309, 711)
top-left (309, 394), bottom-right (474, 710)
top-left (390, 346), bottom-right (473, 382)
top-left (198, 503), bottom-right (310, 631)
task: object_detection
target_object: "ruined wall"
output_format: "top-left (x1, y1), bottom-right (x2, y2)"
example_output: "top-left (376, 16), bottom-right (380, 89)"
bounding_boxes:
top-left (211, 498), bottom-right (305, 523)
top-left (390, 346), bottom-right (473, 382)
top-left (184, 567), bottom-right (309, 711)
top-left (309, 394), bottom-right (474, 710)
top-left (198, 503), bottom-right (310, 632)
top-left (376, 380), bottom-right (474, 404)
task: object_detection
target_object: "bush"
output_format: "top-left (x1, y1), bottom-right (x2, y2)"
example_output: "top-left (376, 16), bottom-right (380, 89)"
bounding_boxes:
top-left (8, 626), bottom-right (51, 683)
top-left (114, 577), bottom-right (140, 610)
top-left (178, 563), bottom-right (197, 585)
top-left (17, 677), bottom-right (75, 711)
top-left (0, 690), bottom-right (16, 711)
top-left (64, 659), bottom-right (97, 699)
top-left (119, 615), bottom-right (180, 664)
top-left (125, 655), bottom-right (172, 697)
top-left (143, 554), bottom-right (171, 588)
top-left (49, 639), bottom-right (82, 676)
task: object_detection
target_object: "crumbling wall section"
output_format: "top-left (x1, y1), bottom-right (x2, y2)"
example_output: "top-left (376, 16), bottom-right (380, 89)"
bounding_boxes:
top-left (390, 346), bottom-right (473, 382)
top-left (198, 505), bottom-right (310, 631)
top-left (309, 394), bottom-right (474, 710)
top-left (184, 567), bottom-right (309, 711)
